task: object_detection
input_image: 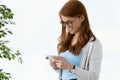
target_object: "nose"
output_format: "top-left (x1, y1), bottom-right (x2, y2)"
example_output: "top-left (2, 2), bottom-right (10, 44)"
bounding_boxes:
top-left (65, 25), bottom-right (69, 28)
top-left (66, 24), bottom-right (72, 28)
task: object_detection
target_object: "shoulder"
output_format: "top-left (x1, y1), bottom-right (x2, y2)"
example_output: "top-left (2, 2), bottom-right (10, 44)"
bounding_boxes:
top-left (90, 38), bottom-right (102, 47)
top-left (87, 38), bottom-right (102, 56)
top-left (82, 37), bottom-right (103, 59)
top-left (83, 37), bottom-right (102, 50)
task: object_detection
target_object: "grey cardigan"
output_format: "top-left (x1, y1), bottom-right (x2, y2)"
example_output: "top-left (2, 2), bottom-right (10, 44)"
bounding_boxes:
top-left (57, 38), bottom-right (102, 80)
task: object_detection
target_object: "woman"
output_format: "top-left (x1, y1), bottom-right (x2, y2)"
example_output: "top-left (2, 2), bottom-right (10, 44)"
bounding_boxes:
top-left (48, 0), bottom-right (102, 80)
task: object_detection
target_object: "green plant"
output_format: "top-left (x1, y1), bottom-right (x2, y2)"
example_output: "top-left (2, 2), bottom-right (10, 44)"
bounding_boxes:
top-left (0, 4), bottom-right (23, 80)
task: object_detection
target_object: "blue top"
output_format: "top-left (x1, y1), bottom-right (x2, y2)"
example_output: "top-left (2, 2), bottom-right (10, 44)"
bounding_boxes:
top-left (60, 50), bottom-right (82, 80)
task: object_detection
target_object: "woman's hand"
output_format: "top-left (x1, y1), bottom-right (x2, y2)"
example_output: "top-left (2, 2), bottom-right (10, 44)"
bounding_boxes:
top-left (48, 56), bottom-right (59, 70)
top-left (53, 56), bottom-right (73, 70)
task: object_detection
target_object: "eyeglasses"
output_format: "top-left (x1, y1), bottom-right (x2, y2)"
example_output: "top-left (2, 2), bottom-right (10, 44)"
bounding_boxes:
top-left (60, 18), bottom-right (77, 27)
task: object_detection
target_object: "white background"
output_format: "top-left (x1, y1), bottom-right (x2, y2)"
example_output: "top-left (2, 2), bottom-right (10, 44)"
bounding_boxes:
top-left (0, 0), bottom-right (120, 80)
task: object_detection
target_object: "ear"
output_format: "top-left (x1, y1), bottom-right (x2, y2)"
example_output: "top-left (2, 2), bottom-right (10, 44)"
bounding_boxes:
top-left (80, 15), bottom-right (85, 22)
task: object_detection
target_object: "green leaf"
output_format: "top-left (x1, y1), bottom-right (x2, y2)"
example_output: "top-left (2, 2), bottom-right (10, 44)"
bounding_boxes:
top-left (18, 57), bottom-right (23, 64)
top-left (0, 69), bottom-right (3, 72)
top-left (7, 30), bottom-right (13, 35)
top-left (15, 50), bottom-right (21, 56)
top-left (11, 54), bottom-right (15, 60)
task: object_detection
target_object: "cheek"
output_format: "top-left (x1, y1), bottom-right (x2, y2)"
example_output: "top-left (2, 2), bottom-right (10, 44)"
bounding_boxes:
top-left (74, 22), bottom-right (81, 29)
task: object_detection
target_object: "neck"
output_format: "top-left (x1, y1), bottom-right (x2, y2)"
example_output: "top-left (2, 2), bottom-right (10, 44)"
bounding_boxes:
top-left (71, 32), bottom-right (79, 46)
top-left (74, 32), bottom-right (79, 39)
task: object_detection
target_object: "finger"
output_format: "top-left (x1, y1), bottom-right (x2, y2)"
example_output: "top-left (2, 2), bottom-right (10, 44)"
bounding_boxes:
top-left (56, 62), bottom-right (61, 68)
top-left (55, 60), bottom-right (60, 63)
top-left (52, 56), bottom-right (63, 60)
top-left (52, 56), bottom-right (59, 59)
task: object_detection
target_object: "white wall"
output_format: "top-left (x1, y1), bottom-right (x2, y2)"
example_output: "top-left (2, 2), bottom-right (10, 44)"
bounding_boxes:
top-left (0, 0), bottom-right (120, 80)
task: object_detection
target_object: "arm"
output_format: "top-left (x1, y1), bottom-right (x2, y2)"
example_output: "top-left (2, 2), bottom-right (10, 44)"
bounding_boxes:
top-left (71, 41), bottom-right (102, 80)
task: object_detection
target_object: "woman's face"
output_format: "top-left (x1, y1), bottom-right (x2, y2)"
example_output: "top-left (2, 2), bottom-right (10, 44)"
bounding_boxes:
top-left (60, 15), bottom-right (84, 34)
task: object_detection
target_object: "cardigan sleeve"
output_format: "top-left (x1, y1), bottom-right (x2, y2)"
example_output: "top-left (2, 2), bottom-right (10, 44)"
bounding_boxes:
top-left (71, 40), bottom-right (103, 80)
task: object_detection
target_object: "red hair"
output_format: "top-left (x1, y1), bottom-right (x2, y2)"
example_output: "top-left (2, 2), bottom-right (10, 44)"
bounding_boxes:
top-left (58, 0), bottom-right (96, 55)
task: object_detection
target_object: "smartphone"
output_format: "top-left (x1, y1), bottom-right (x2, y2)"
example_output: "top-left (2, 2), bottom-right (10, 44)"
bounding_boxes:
top-left (45, 55), bottom-right (55, 61)
top-left (46, 55), bottom-right (52, 59)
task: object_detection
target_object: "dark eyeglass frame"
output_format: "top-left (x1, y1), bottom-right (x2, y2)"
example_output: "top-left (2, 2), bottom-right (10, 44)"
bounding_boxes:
top-left (60, 18), bottom-right (77, 27)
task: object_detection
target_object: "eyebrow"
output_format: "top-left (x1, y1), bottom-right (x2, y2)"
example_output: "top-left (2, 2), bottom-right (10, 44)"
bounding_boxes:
top-left (61, 20), bottom-right (73, 22)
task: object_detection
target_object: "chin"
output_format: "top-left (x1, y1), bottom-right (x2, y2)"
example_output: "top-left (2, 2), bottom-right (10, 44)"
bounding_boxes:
top-left (70, 31), bottom-right (75, 34)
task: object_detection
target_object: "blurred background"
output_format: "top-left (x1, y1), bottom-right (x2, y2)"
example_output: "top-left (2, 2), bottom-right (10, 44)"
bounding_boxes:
top-left (0, 0), bottom-right (120, 80)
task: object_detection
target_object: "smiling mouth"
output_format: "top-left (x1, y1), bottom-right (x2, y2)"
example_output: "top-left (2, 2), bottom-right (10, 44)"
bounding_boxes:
top-left (66, 27), bottom-right (74, 33)
top-left (66, 27), bottom-right (73, 31)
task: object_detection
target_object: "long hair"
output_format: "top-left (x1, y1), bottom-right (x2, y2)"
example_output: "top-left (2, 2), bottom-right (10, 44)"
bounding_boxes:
top-left (58, 0), bottom-right (96, 55)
